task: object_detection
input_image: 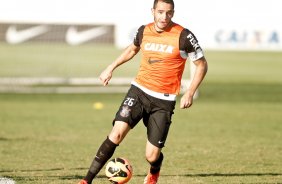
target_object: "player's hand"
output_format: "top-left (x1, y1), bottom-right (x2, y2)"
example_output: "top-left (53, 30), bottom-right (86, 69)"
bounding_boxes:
top-left (180, 92), bottom-right (193, 109)
top-left (99, 67), bottom-right (113, 86)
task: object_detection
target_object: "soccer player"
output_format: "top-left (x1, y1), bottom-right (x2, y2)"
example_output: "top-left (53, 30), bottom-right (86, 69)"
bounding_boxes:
top-left (78, 0), bottom-right (208, 183)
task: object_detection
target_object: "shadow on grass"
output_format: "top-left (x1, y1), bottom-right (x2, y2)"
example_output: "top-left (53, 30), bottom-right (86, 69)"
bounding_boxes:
top-left (1, 168), bottom-right (282, 181)
top-left (184, 173), bottom-right (282, 177)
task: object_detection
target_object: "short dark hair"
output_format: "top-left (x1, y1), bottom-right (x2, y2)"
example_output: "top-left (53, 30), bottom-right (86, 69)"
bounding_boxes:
top-left (153, 0), bottom-right (175, 9)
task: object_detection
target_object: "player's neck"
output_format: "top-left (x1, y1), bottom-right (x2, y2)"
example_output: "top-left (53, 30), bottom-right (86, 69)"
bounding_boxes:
top-left (154, 21), bottom-right (173, 33)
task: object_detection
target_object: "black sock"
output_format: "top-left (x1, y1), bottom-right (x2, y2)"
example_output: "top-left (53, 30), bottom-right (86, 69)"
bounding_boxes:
top-left (84, 137), bottom-right (118, 183)
top-left (149, 152), bottom-right (164, 174)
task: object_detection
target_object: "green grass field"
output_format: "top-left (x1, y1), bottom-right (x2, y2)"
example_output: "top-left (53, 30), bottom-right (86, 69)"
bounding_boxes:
top-left (0, 43), bottom-right (282, 183)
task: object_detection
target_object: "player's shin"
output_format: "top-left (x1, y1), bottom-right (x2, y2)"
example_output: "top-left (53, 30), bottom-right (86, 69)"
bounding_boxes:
top-left (84, 137), bottom-right (118, 183)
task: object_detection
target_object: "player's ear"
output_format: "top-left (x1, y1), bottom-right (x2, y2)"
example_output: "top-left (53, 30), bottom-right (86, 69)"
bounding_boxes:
top-left (151, 8), bottom-right (155, 16)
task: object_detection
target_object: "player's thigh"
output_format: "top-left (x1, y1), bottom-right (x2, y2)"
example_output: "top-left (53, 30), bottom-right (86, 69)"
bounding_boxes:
top-left (114, 86), bottom-right (143, 128)
top-left (109, 121), bottom-right (131, 144)
top-left (146, 110), bottom-right (173, 148)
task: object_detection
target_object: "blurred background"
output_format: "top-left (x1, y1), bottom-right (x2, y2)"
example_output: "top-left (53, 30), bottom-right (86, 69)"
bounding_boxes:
top-left (0, 0), bottom-right (281, 93)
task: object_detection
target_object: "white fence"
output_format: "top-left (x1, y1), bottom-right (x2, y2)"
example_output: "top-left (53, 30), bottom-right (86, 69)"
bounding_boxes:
top-left (0, 77), bottom-right (195, 96)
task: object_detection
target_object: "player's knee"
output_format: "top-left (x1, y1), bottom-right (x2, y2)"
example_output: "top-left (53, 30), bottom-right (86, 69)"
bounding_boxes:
top-left (109, 121), bottom-right (130, 144)
top-left (108, 132), bottom-right (123, 144)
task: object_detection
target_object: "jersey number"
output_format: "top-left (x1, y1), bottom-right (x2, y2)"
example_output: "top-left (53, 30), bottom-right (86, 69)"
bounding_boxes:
top-left (124, 98), bottom-right (135, 106)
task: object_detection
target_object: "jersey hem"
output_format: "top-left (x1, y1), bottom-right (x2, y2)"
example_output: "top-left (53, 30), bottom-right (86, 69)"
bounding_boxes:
top-left (131, 81), bottom-right (177, 101)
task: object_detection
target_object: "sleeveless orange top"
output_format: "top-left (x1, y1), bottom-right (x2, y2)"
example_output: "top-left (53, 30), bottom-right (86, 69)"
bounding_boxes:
top-left (134, 23), bottom-right (186, 95)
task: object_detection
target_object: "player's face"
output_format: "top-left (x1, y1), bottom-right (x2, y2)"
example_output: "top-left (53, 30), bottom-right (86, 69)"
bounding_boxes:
top-left (152, 1), bottom-right (174, 32)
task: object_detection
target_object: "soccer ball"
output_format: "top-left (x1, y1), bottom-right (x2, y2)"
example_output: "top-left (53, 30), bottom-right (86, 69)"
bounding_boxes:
top-left (105, 157), bottom-right (133, 184)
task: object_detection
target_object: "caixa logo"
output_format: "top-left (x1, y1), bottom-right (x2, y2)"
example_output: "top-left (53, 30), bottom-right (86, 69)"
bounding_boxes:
top-left (215, 30), bottom-right (280, 45)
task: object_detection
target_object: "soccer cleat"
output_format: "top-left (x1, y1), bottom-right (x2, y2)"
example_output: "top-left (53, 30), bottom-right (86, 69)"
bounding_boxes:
top-left (143, 171), bottom-right (160, 184)
top-left (77, 179), bottom-right (88, 184)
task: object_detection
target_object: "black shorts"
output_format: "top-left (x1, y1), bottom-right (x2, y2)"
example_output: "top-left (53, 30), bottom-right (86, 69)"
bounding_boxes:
top-left (113, 85), bottom-right (176, 148)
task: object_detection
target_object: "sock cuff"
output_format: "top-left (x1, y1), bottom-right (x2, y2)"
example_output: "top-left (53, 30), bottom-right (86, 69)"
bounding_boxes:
top-left (106, 136), bottom-right (119, 147)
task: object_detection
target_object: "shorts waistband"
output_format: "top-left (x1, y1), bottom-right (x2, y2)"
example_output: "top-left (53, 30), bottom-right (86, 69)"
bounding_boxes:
top-left (131, 81), bottom-right (176, 101)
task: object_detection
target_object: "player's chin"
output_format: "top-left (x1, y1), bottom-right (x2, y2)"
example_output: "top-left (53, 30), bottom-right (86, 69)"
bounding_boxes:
top-left (160, 22), bottom-right (168, 28)
top-left (156, 22), bottom-right (168, 30)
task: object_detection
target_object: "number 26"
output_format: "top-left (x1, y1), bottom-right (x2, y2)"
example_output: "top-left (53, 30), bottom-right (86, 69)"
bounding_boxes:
top-left (124, 97), bottom-right (135, 106)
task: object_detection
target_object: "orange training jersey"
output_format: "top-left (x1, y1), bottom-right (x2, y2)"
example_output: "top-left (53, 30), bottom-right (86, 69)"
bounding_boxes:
top-left (133, 22), bottom-right (204, 96)
top-left (135, 23), bottom-right (185, 95)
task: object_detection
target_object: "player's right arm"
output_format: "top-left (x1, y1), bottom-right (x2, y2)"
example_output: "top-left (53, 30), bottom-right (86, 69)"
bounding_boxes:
top-left (99, 43), bottom-right (140, 86)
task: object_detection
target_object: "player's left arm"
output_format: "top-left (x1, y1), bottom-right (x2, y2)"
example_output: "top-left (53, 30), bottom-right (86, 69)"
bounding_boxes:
top-left (180, 56), bottom-right (208, 109)
top-left (179, 28), bottom-right (208, 109)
